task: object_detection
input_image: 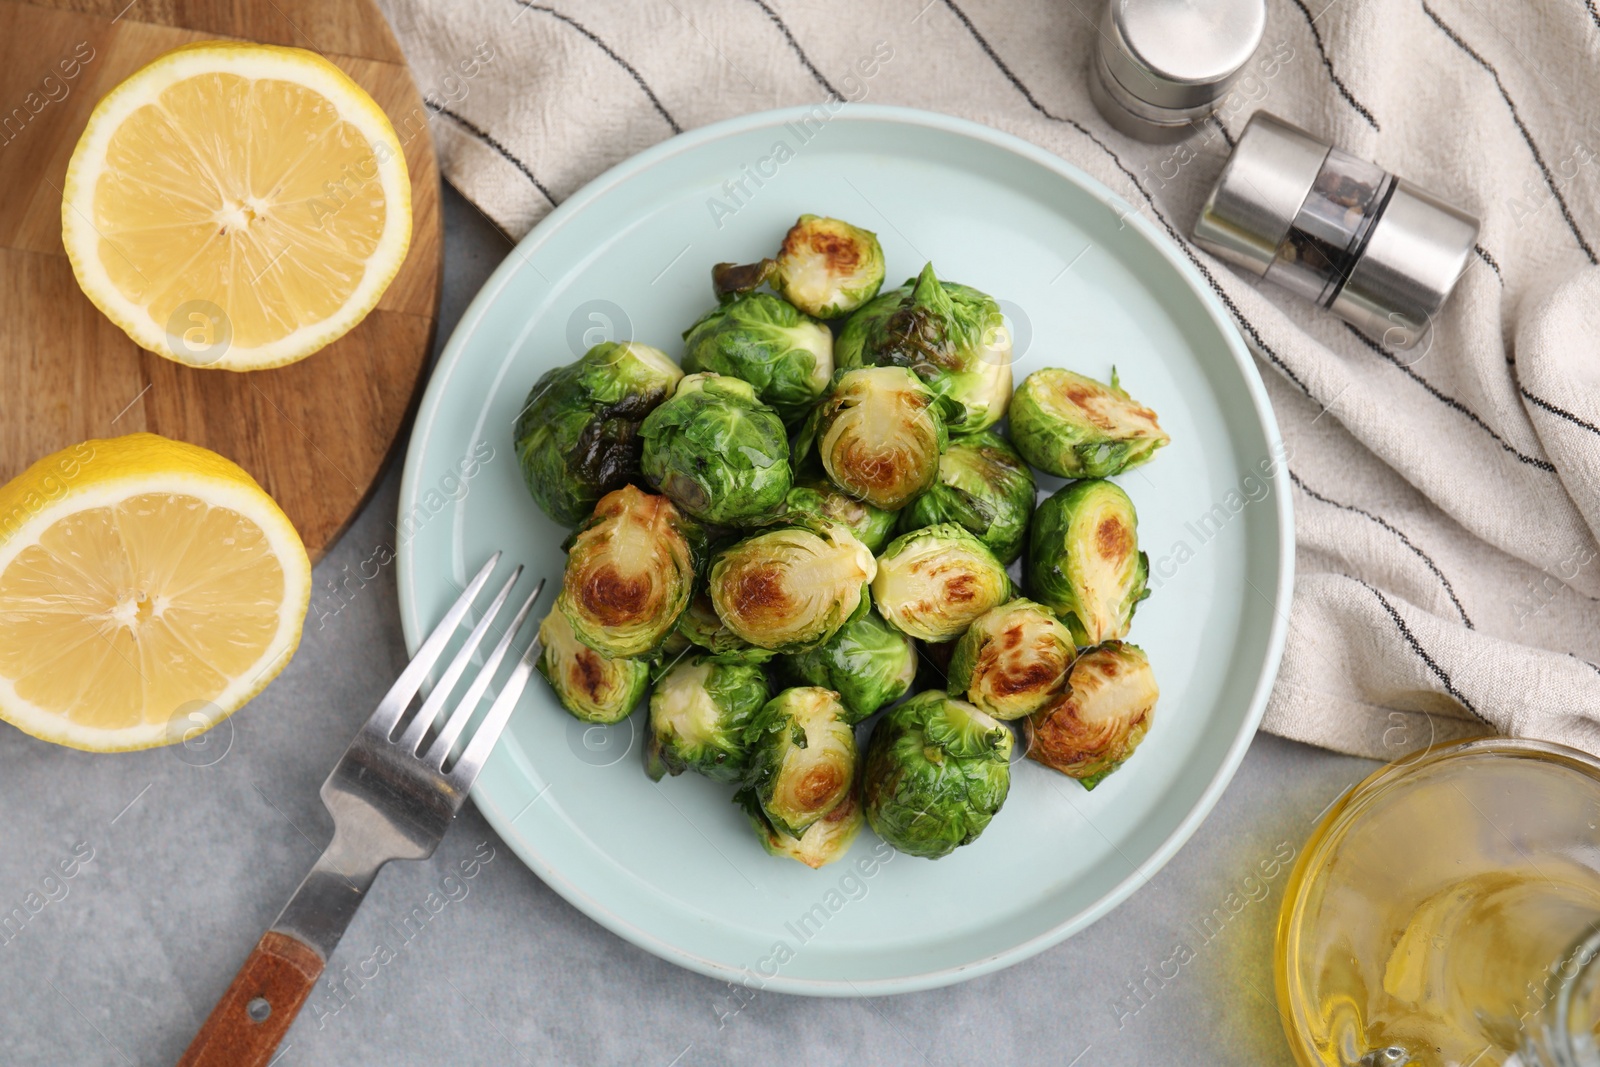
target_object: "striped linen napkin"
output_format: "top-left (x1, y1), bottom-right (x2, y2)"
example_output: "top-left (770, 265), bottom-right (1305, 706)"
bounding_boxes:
top-left (376, 0), bottom-right (1600, 759)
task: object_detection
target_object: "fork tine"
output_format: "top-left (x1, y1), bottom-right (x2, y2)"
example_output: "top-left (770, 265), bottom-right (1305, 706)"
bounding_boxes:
top-left (396, 565), bottom-right (523, 752)
top-left (424, 579), bottom-right (545, 769)
top-left (368, 552), bottom-right (500, 736)
top-left (445, 617), bottom-right (547, 789)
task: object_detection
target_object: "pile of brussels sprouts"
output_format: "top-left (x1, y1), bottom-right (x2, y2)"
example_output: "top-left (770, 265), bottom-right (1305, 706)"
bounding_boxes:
top-left (515, 215), bottom-right (1171, 868)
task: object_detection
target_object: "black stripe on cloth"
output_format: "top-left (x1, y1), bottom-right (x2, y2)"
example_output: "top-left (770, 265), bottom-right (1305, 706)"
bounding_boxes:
top-left (1344, 324), bottom-right (1557, 472)
top-left (428, 100), bottom-right (557, 204)
top-left (1589, 0), bottom-right (1600, 34)
top-left (937, 0), bottom-right (1316, 399)
top-left (509, 2), bottom-right (683, 134)
top-left (1522, 388), bottom-right (1600, 439)
top-left (743, 0), bottom-right (840, 98)
top-left (1575, 654), bottom-right (1600, 679)
top-left (1291, 470), bottom-right (1475, 628)
top-left (1474, 243), bottom-right (1503, 283)
top-left (1282, 0), bottom-right (1381, 130)
top-left (1356, 579), bottom-right (1489, 723)
top-left (1422, 1), bottom-right (1596, 264)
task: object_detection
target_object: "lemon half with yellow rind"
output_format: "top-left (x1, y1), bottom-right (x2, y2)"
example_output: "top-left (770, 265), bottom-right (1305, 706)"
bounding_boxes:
top-left (0, 434), bottom-right (311, 751)
top-left (61, 42), bottom-right (412, 371)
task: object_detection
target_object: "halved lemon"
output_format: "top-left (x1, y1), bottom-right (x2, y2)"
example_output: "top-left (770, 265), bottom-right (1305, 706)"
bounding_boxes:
top-left (0, 434), bottom-right (311, 751)
top-left (61, 42), bottom-right (412, 371)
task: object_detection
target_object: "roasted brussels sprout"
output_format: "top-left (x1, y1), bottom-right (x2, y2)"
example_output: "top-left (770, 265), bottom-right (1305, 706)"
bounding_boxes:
top-left (835, 264), bottom-right (1012, 432)
top-left (556, 485), bottom-right (694, 658)
top-left (1028, 479), bottom-right (1149, 646)
top-left (676, 590), bottom-right (773, 664)
top-left (862, 691), bottom-right (1012, 859)
top-left (872, 523), bottom-right (1011, 642)
top-left (681, 293), bottom-right (833, 424)
top-left (708, 520), bottom-right (875, 653)
top-left (536, 610), bottom-right (649, 724)
top-left (772, 215), bottom-right (886, 320)
top-left (782, 476), bottom-right (898, 554)
top-left (737, 784), bottom-right (864, 868)
top-left (744, 687), bottom-right (858, 836)
top-left (514, 341), bottom-right (684, 526)
top-left (898, 430), bottom-right (1035, 564)
top-left (712, 258), bottom-right (777, 299)
top-left (639, 372), bottom-right (792, 526)
top-left (798, 366), bottom-right (949, 511)
top-left (1026, 641), bottom-right (1157, 789)
top-left (782, 609), bottom-right (916, 724)
top-left (644, 654), bottom-right (769, 782)
top-left (946, 599), bottom-right (1075, 720)
top-left (1009, 367), bottom-right (1170, 478)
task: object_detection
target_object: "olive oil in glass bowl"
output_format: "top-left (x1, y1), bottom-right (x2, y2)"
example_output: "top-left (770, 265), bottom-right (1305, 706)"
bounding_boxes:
top-left (1277, 738), bottom-right (1600, 1067)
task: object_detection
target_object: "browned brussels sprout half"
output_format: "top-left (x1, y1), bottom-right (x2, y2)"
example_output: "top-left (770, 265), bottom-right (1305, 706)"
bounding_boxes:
top-left (1026, 641), bottom-right (1157, 789)
top-left (708, 520), bottom-right (875, 653)
top-left (1009, 367), bottom-right (1169, 479)
top-left (555, 485), bottom-right (694, 658)
top-left (799, 366), bottom-right (949, 511)
top-left (736, 783), bottom-right (864, 868)
top-left (513, 341), bottom-right (683, 527)
top-left (872, 523), bottom-right (1011, 642)
top-left (536, 609), bottom-right (650, 724)
top-left (1027, 479), bottom-right (1149, 646)
top-left (946, 599), bottom-right (1075, 720)
top-left (743, 687), bottom-right (858, 837)
top-left (771, 215), bottom-right (886, 320)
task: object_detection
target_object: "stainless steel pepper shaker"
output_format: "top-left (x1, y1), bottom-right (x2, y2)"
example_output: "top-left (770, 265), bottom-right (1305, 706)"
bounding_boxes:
top-left (1193, 111), bottom-right (1481, 349)
top-left (1089, 0), bottom-right (1267, 142)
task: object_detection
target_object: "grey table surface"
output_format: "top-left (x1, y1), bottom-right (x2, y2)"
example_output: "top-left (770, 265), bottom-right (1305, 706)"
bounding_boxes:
top-left (0, 186), bottom-right (1379, 1067)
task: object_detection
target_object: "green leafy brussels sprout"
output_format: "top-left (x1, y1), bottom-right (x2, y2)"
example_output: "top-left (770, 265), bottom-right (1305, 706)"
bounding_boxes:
top-left (536, 609), bottom-right (649, 724)
top-left (898, 430), bottom-right (1035, 564)
top-left (946, 599), bottom-right (1075, 720)
top-left (556, 485), bottom-right (694, 658)
top-left (736, 783), bottom-right (864, 868)
top-left (681, 293), bottom-right (833, 424)
top-left (1026, 641), bottom-right (1157, 789)
top-left (862, 690), bottom-right (1013, 859)
top-left (1027, 479), bottom-right (1149, 646)
top-left (782, 609), bottom-right (916, 724)
top-left (772, 215), bottom-right (886, 320)
top-left (743, 687), bottom-right (858, 837)
top-left (676, 590), bottom-right (773, 663)
top-left (797, 366), bottom-right (949, 511)
top-left (514, 341), bottom-right (684, 526)
top-left (1009, 367), bottom-right (1170, 478)
top-left (782, 476), bottom-right (898, 554)
top-left (708, 520), bottom-right (876, 653)
top-left (644, 654), bottom-right (769, 782)
top-left (639, 372), bottom-right (792, 526)
top-left (835, 263), bottom-right (1012, 432)
top-left (872, 523), bottom-right (1011, 642)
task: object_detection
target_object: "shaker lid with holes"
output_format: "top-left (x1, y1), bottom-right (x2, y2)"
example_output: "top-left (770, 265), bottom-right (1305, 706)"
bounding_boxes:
top-left (1193, 111), bottom-right (1480, 349)
top-left (1091, 0), bottom-right (1266, 141)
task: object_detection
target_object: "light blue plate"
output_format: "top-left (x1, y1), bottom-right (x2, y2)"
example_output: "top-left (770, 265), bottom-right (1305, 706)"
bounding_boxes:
top-left (397, 105), bottom-right (1291, 996)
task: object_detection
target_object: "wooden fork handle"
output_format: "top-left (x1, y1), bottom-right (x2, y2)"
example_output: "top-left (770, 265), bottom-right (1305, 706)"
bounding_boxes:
top-left (177, 930), bottom-right (325, 1067)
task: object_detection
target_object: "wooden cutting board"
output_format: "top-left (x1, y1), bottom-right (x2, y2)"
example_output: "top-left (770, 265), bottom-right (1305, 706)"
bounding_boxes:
top-left (0, 0), bottom-right (443, 560)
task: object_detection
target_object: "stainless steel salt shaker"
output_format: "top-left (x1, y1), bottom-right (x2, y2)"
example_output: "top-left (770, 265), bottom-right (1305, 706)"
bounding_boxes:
top-left (1089, 0), bottom-right (1267, 142)
top-left (1193, 111), bottom-right (1480, 349)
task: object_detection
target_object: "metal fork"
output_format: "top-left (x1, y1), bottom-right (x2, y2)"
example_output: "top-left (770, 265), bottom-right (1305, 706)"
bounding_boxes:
top-left (178, 554), bottom-right (546, 1067)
